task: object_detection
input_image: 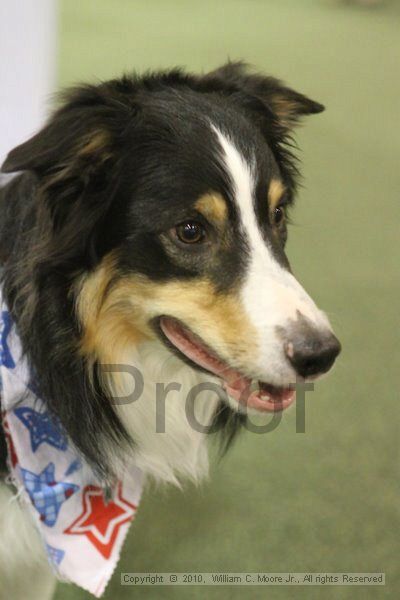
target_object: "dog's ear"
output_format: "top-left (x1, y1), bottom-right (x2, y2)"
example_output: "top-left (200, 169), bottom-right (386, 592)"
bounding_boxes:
top-left (1, 123), bottom-right (111, 177)
top-left (1, 78), bottom-right (141, 186)
top-left (1, 84), bottom-right (137, 265)
top-left (1, 93), bottom-right (116, 179)
top-left (203, 62), bottom-right (324, 129)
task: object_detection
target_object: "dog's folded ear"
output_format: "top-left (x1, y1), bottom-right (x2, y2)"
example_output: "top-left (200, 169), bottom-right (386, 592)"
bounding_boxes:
top-left (0, 78), bottom-right (139, 179)
top-left (203, 61), bottom-right (324, 129)
top-left (1, 85), bottom-right (137, 263)
top-left (1, 101), bottom-right (114, 178)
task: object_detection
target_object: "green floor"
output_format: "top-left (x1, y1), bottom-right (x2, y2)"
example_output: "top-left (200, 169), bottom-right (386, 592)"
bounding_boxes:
top-left (56, 1), bottom-right (399, 598)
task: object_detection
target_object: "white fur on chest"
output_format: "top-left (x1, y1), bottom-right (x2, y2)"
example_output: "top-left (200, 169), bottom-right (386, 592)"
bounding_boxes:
top-left (108, 342), bottom-right (223, 486)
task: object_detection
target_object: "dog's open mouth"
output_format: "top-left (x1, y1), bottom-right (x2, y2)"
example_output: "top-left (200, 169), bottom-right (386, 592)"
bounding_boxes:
top-left (159, 316), bottom-right (295, 413)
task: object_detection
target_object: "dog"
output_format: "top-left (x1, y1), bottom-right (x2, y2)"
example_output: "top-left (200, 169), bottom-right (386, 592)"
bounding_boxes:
top-left (0, 62), bottom-right (340, 599)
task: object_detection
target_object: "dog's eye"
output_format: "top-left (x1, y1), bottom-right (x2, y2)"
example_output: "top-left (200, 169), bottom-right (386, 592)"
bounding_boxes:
top-left (273, 206), bottom-right (285, 226)
top-left (175, 221), bottom-right (206, 244)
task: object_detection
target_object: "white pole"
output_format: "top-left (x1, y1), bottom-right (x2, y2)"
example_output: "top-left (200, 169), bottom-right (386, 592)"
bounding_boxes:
top-left (0, 0), bottom-right (58, 173)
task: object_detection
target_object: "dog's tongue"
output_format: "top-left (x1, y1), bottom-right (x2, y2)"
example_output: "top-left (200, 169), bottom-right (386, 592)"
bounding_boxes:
top-left (160, 317), bottom-right (296, 413)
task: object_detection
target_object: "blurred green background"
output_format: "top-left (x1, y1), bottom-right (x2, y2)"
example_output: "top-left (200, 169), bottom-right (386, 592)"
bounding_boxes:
top-left (56, 1), bottom-right (399, 599)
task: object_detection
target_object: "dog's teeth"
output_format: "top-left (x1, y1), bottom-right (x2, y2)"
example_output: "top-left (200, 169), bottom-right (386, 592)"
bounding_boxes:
top-left (250, 380), bottom-right (258, 392)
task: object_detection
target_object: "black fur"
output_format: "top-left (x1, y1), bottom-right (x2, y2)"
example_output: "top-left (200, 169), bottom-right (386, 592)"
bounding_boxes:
top-left (0, 62), bottom-right (323, 479)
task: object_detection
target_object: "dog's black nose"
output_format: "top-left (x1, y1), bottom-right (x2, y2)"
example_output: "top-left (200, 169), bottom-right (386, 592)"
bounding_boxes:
top-left (285, 330), bottom-right (341, 378)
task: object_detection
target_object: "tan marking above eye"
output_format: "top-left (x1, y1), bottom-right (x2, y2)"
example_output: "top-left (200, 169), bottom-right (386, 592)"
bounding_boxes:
top-left (268, 179), bottom-right (286, 211)
top-left (194, 192), bottom-right (228, 225)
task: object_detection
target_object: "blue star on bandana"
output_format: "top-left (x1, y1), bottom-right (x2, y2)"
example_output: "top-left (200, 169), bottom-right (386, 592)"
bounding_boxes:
top-left (21, 463), bottom-right (79, 527)
top-left (0, 310), bottom-right (15, 369)
top-left (14, 406), bottom-right (68, 453)
top-left (46, 543), bottom-right (65, 566)
top-left (64, 458), bottom-right (82, 477)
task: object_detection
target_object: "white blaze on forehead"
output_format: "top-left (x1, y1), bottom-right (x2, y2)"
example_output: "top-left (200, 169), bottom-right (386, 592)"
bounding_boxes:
top-left (212, 125), bottom-right (330, 372)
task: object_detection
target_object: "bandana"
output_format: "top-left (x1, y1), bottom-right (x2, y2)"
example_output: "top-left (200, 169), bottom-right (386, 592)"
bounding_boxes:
top-left (0, 293), bottom-right (144, 596)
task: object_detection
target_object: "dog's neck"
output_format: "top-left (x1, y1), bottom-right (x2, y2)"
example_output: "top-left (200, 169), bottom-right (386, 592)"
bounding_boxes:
top-left (106, 340), bottom-right (223, 485)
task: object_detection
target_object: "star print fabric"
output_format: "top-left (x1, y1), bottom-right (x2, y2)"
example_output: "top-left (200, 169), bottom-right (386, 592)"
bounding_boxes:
top-left (0, 296), bottom-right (144, 596)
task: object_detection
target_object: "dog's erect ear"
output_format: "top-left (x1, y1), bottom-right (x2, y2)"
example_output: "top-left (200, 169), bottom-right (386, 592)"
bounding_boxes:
top-left (204, 62), bottom-right (324, 129)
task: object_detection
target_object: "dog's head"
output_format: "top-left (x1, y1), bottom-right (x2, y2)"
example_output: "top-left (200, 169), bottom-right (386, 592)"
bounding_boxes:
top-left (2, 63), bottom-right (340, 471)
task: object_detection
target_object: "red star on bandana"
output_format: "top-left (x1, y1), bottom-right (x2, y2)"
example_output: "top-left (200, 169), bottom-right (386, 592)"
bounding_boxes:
top-left (64, 483), bottom-right (137, 559)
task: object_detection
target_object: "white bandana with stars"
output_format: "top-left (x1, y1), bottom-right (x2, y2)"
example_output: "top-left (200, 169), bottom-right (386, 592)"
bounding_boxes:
top-left (0, 293), bottom-right (144, 597)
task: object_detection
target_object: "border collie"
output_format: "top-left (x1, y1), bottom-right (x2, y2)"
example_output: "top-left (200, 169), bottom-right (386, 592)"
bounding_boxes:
top-left (0, 62), bottom-right (340, 599)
